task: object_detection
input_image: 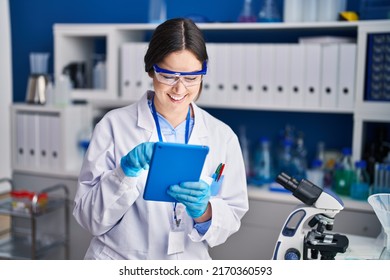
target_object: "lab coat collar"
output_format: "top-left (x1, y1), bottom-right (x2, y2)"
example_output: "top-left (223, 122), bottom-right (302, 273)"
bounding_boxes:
top-left (188, 100), bottom-right (208, 145)
top-left (136, 91), bottom-right (208, 144)
top-left (137, 91), bottom-right (159, 142)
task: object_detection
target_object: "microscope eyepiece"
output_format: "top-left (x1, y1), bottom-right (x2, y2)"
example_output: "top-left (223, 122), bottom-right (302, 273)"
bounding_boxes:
top-left (276, 172), bottom-right (323, 206)
top-left (276, 173), bottom-right (300, 192)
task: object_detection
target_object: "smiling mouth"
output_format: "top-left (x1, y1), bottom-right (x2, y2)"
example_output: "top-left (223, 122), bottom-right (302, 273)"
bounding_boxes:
top-left (168, 94), bottom-right (186, 101)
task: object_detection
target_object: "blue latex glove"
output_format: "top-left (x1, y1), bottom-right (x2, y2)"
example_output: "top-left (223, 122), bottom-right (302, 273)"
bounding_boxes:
top-left (167, 180), bottom-right (211, 219)
top-left (120, 142), bottom-right (155, 177)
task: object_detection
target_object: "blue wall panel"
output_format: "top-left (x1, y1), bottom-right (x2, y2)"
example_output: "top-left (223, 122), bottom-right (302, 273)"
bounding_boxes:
top-left (9, 0), bottom-right (359, 166)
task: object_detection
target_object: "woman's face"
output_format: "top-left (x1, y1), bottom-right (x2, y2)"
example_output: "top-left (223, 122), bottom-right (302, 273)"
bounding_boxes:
top-left (152, 50), bottom-right (203, 120)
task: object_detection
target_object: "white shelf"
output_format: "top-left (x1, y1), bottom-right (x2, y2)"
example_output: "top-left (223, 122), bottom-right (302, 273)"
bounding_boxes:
top-left (198, 101), bottom-right (354, 114)
top-left (113, 21), bottom-right (382, 31)
top-left (55, 21), bottom-right (360, 31)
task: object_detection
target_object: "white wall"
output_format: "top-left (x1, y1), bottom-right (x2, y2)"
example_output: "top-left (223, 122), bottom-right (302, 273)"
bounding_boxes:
top-left (0, 0), bottom-right (12, 192)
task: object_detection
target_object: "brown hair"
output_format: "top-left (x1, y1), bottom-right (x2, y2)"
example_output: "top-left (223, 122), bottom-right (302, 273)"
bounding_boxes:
top-left (144, 18), bottom-right (208, 98)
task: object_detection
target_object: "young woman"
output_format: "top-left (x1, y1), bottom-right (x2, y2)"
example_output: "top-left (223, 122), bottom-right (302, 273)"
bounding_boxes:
top-left (73, 18), bottom-right (248, 260)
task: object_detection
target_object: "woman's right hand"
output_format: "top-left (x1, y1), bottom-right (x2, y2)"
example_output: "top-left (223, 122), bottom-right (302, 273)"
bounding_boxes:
top-left (120, 142), bottom-right (155, 177)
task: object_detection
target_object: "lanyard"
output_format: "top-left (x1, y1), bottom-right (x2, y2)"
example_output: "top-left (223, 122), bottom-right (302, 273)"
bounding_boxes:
top-left (151, 97), bottom-right (191, 228)
top-left (151, 97), bottom-right (191, 144)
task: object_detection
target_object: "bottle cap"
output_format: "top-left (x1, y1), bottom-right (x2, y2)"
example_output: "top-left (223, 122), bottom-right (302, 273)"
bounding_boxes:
top-left (342, 147), bottom-right (352, 155)
top-left (311, 159), bottom-right (323, 168)
top-left (283, 139), bottom-right (293, 147)
top-left (355, 160), bottom-right (367, 168)
top-left (259, 136), bottom-right (270, 143)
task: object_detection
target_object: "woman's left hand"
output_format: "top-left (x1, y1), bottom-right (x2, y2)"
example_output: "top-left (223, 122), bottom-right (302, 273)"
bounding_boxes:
top-left (167, 180), bottom-right (210, 219)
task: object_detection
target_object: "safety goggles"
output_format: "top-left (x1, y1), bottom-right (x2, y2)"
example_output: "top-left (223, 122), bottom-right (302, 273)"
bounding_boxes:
top-left (153, 61), bottom-right (207, 87)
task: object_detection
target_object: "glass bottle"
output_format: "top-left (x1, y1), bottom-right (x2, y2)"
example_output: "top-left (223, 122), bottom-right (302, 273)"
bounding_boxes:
top-left (239, 125), bottom-right (251, 178)
top-left (258, 0), bottom-right (282, 22)
top-left (148, 0), bottom-right (167, 24)
top-left (350, 160), bottom-right (370, 200)
top-left (292, 132), bottom-right (307, 181)
top-left (253, 137), bottom-right (273, 185)
top-left (277, 138), bottom-right (294, 177)
top-left (44, 75), bottom-right (55, 106)
top-left (238, 0), bottom-right (257, 22)
top-left (316, 141), bottom-right (326, 163)
top-left (307, 159), bottom-right (324, 188)
top-left (92, 54), bottom-right (106, 89)
top-left (333, 147), bottom-right (354, 196)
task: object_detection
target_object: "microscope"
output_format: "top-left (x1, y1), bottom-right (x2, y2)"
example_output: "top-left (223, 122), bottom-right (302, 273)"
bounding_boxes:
top-left (272, 173), bottom-right (349, 260)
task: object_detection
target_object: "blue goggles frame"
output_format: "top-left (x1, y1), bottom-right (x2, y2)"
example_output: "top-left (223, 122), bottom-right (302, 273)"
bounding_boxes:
top-left (153, 60), bottom-right (208, 76)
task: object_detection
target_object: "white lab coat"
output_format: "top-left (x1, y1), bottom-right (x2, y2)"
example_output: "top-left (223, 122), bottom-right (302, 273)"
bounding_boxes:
top-left (73, 91), bottom-right (248, 259)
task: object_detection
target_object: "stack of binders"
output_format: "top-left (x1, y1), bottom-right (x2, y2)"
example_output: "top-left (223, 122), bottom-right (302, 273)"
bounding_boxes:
top-left (13, 106), bottom-right (88, 173)
top-left (121, 42), bottom-right (152, 101)
top-left (120, 41), bottom-right (358, 110)
top-left (15, 112), bottom-right (61, 170)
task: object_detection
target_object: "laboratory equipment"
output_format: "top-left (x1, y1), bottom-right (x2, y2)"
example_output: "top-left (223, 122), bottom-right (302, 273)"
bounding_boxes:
top-left (350, 160), bottom-right (370, 200)
top-left (239, 126), bottom-right (251, 178)
top-left (92, 54), bottom-right (106, 89)
top-left (272, 173), bottom-right (349, 260)
top-left (253, 136), bottom-right (273, 185)
top-left (292, 132), bottom-right (308, 181)
top-left (333, 147), bottom-right (354, 196)
top-left (238, 0), bottom-right (257, 22)
top-left (0, 178), bottom-right (70, 259)
top-left (276, 139), bottom-right (294, 177)
top-left (368, 193), bottom-right (390, 259)
top-left (372, 163), bottom-right (390, 194)
top-left (78, 126), bottom-right (92, 156)
top-left (25, 52), bottom-right (50, 104)
top-left (44, 76), bottom-right (55, 106)
top-left (62, 62), bottom-right (86, 89)
top-left (148, 0), bottom-right (167, 23)
top-left (306, 159), bottom-right (324, 188)
top-left (54, 74), bottom-right (72, 107)
top-left (258, 0), bottom-right (281, 22)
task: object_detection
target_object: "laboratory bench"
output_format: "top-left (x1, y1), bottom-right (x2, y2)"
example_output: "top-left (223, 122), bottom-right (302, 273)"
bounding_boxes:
top-left (209, 185), bottom-right (382, 260)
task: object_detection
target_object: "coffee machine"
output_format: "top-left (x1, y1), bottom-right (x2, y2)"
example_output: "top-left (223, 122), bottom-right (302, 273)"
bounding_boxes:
top-left (25, 52), bottom-right (50, 104)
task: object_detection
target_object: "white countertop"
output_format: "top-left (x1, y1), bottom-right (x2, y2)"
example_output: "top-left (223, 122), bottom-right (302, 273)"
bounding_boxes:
top-left (247, 185), bottom-right (375, 213)
top-left (336, 234), bottom-right (384, 260)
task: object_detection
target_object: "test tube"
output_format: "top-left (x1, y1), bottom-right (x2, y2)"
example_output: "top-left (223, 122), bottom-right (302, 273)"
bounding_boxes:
top-left (379, 164), bottom-right (385, 193)
top-left (374, 163), bottom-right (380, 193)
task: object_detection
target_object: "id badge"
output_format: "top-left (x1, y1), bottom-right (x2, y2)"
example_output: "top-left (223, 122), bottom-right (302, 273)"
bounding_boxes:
top-left (167, 231), bottom-right (185, 255)
top-left (167, 203), bottom-right (185, 255)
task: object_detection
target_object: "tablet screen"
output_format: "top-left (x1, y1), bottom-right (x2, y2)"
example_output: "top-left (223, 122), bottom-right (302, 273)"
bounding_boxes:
top-left (143, 142), bottom-right (209, 202)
